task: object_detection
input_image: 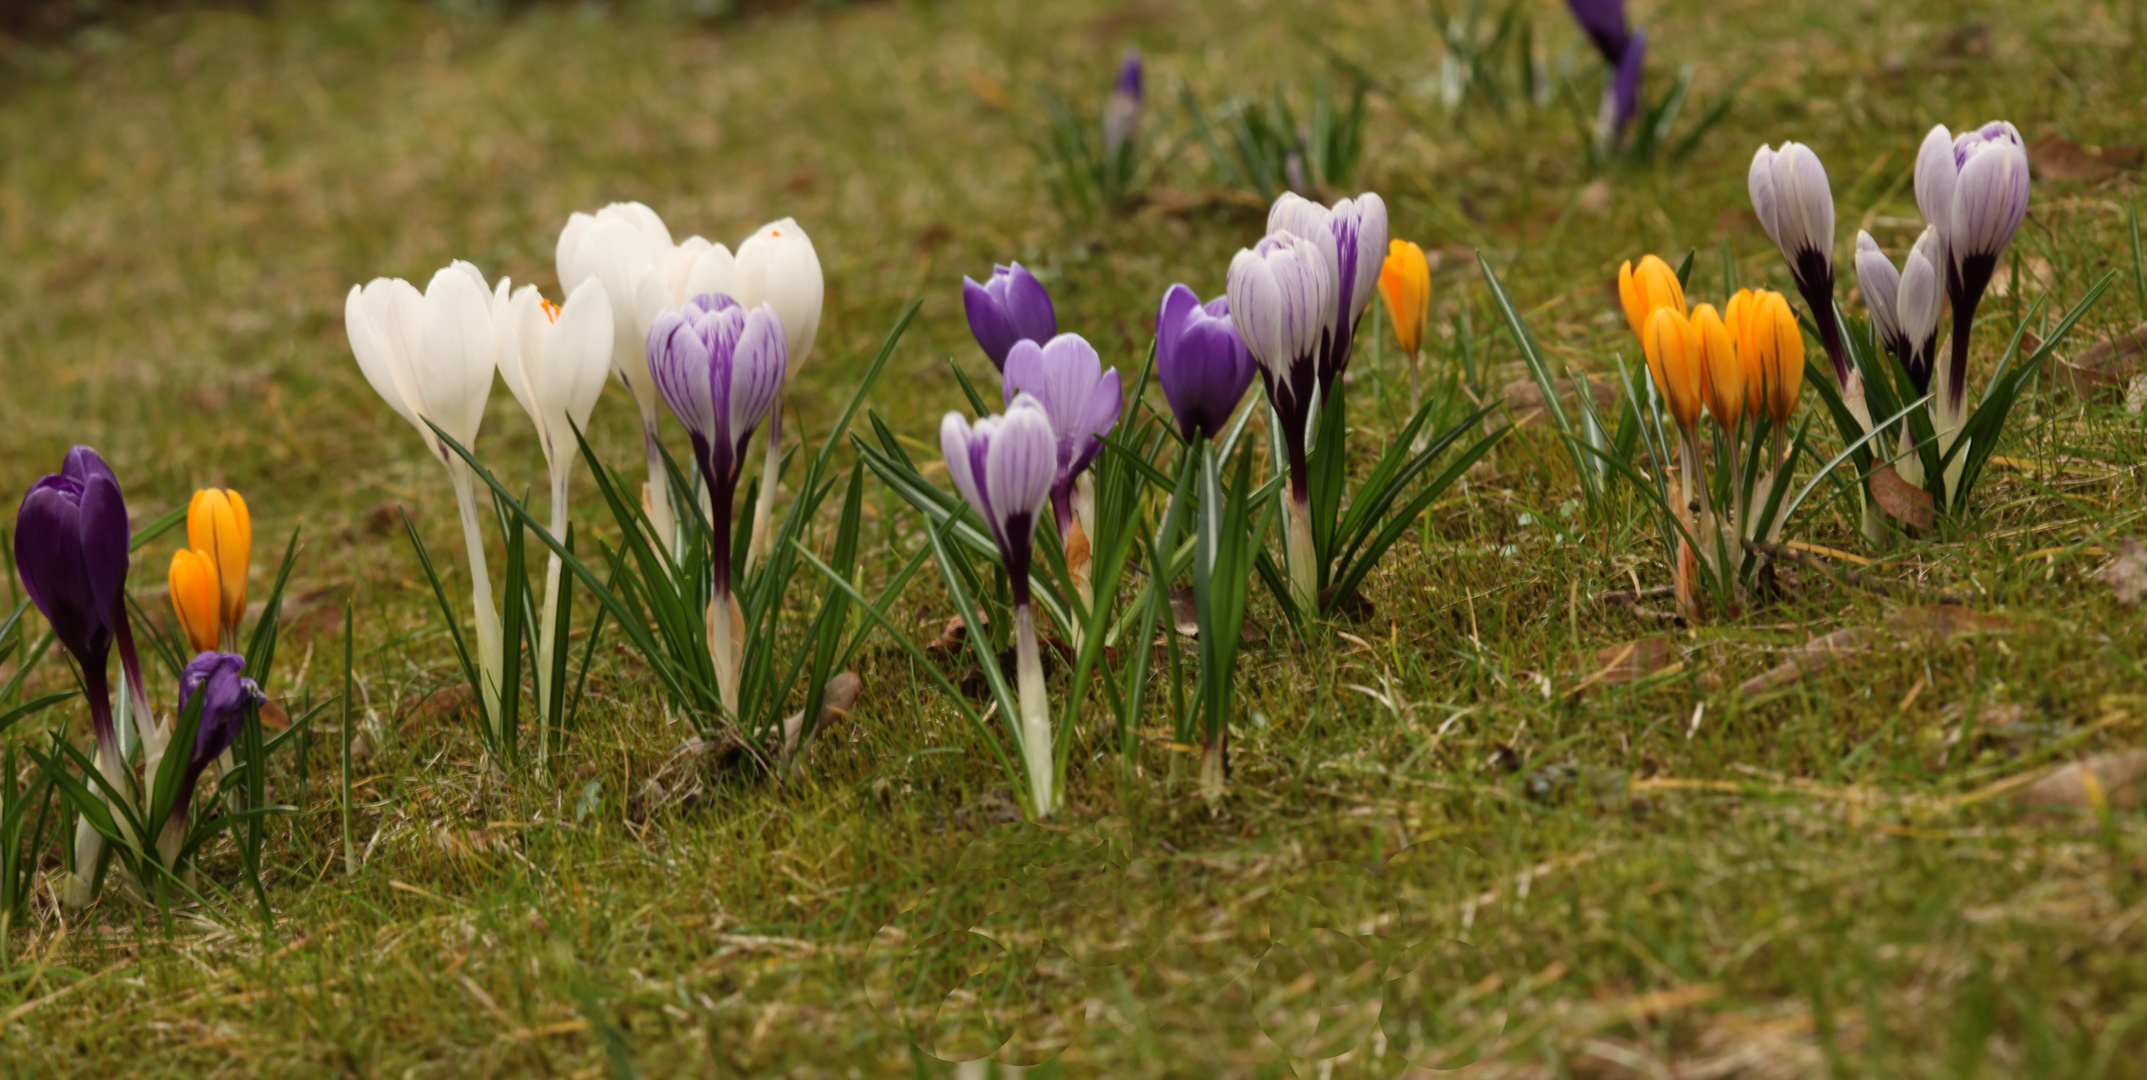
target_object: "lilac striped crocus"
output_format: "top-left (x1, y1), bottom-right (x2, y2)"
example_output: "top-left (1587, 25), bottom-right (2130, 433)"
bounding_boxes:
top-left (156, 651), bottom-right (264, 866)
top-left (962, 263), bottom-right (1057, 371)
top-left (1001, 333), bottom-right (1121, 626)
top-left (1228, 230), bottom-right (1336, 613)
top-left (941, 396), bottom-right (1060, 817)
top-left (1855, 226), bottom-right (1948, 487)
top-left (1749, 142), bottom-right (1850, 389)
top-left (14, 446), bottom-right (159, 907)
top-left (1102, 49), bottom-right (1144, 166)
top-left (1916, 121), bottom-right (2030, 450)
top-left (648, 293), bottom-right (788, 717)
top-left (1265, 192), bottom-right (1388, 395)
top-left (1155, 284), bottom-right (1255, 443)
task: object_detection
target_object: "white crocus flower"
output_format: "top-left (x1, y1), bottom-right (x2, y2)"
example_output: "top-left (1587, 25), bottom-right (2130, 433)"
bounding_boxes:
top-left (346, 260), bottom-right (505, 730)
top-left (557, 202), bottom-right (740, 555)
top-left (734, 217), bottom-right (825, 574)
top-left (493, 276), bottom-right (613, 748)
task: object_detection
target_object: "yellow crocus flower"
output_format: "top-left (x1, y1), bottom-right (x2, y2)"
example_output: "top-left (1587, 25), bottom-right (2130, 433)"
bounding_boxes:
top-left (168, 548), bottom-right (222, 654)
top-left (1618, 255), bottom-right (1687, 342)
top-left (1642, 306), bottom-right (1703, 431)
top-left (188, 489), bottom-right (250, 641)
top-left (1378, 239), bottom-right (1431, 357)
top-left (1693, 303), bottom-right (1743, 429)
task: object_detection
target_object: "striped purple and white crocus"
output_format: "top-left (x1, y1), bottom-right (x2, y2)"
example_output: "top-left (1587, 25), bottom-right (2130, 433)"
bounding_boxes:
top-left (1749, 143), bottom-right (1849, 391)
top-left (648, 293), bottom-right (788, 717)
top-left (1265, 191), bottom-right (1388, 395)
top-left (1854, 226), bottom-right (1948, 488)
top-left (1001, 333), bottom-right (1121, 627)
top-left (941, 395), bottom-right (1060, 817)
top-left (1915, 121), bottom-right (2030, 492)
top-left (962, 263), bottom-right (1058, 372)
top-left (1228, 229), bottom-right (1337, 613)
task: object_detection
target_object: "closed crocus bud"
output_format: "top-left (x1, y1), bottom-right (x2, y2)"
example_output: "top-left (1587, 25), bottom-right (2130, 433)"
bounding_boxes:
top-left (1564, 0), bottom-right (1631, 66)
top-left (1914, 125), bottom-right (1957, 249)
top-left (557, 206), bottom-right (679, 431)
top-left (1750, 142), bottom-right (1848, 383)
top-left (1378, 239), bottom-right (1431, 357)
top-left (1102, 48), bottom-right (1143, 164)
top-left (648, 294), bottom-right (788, 577)
top-left (1947, 122), bottom-right (2030, 300)
top-left (1229, 231), bottom-right (1336, 486)
top-left (941, 396), bottom-right (1058, 604)
top-left (1155, 285), bottom-right (1255, 442)
top-left (736, 218), bottom-right (824, 374)
top-left (1267, 191), bottom-right (1388, 390)
top-left (1617, 255), bottom-right (1686, 341)
top-left (168, 549), bottom-right (222, 654)
top-left (1692, 304), bottom-right (1742, 429)
top-left (167, 651), bottom-right (264, 838)
top-left (1001, 334), bottom-right (1121, 541)
top-left (1607, 30), bottom-right (1646, 140)
top-left (1642, 306), bottom-right (1702, 430)
top-left (1854, 231), bottom-right (1907, 361)
top-left (346, 261), bottom-right (497, 463)
top-left (1896, 227), bottom-right (1945, 393)
top-left (494, 277), bottom-right (614, 470)
top-left (187, 488), bottom-right (249, 638)
top-left (1726, 290), bottom-right (1769, 418)
top-left (963, 263), bottom-right (1058, 371)
top-left (15, 449), bottom-right (129, 684)
top-left (1753, 290), bottom-right (1805, 423)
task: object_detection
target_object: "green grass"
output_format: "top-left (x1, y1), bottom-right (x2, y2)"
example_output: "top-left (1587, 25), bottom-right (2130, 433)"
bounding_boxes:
top-left (3, 0), bottom-right (2147, 1075)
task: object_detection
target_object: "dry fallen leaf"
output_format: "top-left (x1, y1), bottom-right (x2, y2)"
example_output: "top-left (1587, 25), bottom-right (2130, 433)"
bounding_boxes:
top-left (1890, 604), bottom-right (2013, 638)
top-left (1737, 627), bottom-right (1868, 696)
top-left (2092, 538), bottom-right (2147, 605)
top-left (2055, 321), bottom-right (2147, 394)
top-left (1869, 464), bottom-right (1935, 531)
top-left (2010, 750), bottom-right (2147, 814)
top-left (2027, 135), bottom-right (2128, 183)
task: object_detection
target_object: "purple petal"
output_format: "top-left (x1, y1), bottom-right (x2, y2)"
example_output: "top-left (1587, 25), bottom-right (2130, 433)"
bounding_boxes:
top-left (964, 276), bottom-right (1019, 370)
top-left (76, 470), bottom-right (130, 631)
top-left (1610, 30), bottom-right (1645, 135)
top-left (14, 476), bottom-right (106, 666)
top-left (1563, 0), bottom-right (1630, 65)
top-left (998, 264), bottom-right (1058, 347)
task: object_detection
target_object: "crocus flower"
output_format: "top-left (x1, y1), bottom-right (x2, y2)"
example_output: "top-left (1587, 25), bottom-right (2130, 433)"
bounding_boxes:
top-left (155, 650), bottom-right (264, 866)
top-left (1749, 142), bottom-right (1850, 387)
top-left (494, 275), bottom-right (613, 729)
top-left (1618, 255), bottom-right (1687, 342)
top-left (557, 201), bottom-right (740, 549)
top-left (1917, 121), bottom-right (2030, 442)
top-left (1725, 288), bottom-right (1804, 427)
top-left (963, 263), bottom-right (1058, 372)
top-left (1000, 333), bottom-right (1121, 542)
top-left (1379, 240), bottom-right (1431, 359)
top-left (941, 395), bottom-right (1059, 817)
top-left (1694, 304), bottom-right (1742, 431)
top-left (1897, 227), bottom-right (1946, 394)
top-left (14, 447), bottom-right (158, 906)
top-left (1565, 0), bottom-right (1630, 66)
top-left (1605, 30), bottom-right (1647, 144)
top-left (1266, 191), bottom-right (1389, 394)
top-left (188, 489), bottom-right (250, 643)
top-left (1155, 284), bottom-right (1255, 442)
top-left (735, 217), bottom-right (826, 575)
top-left (346, 260), bottom-right (505, 728)
top-left (169, 549), bottom-right (221, 655)
top-left (1102, 48), bottom-right (1144, 166)
top-left (1642, 306), bottom-right (1703, 434)
top-left (1855, 231), bottom-right (1908, 362)
top-left (648, 293), bottom-right (788, 717)
top-left (1228, 229), bottom-right (1336, 612)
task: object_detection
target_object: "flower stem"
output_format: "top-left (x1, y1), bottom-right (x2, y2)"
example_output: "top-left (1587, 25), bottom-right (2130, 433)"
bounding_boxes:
top-left (1014, 602), bottom-right (1054, 818)
top-left (743, 385), bottom-right (786, 578)
top-left (536, 468), bottom-right (571, 761)
top-left (708, 586), bottom-right (742, 719)
top-left (1284, 488), bottom-right (1316, 616)
top-left (449, 458), bottom-right (503, 739)
top-left (640, 417), bottom-right (678, 562)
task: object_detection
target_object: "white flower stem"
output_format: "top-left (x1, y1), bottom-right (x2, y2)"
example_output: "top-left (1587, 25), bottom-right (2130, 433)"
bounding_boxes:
top-left (708, 586), bottom-right (743, 720)
top-left (744, 386), bottom-right (786, 578)
top-left (1014, 602), bottom-right (1054, 818)
top-left (535, 468), bottom-right (571, 763)
top-left (640, 417), bottom-right (678, 562)
top-left (1284, 489), bottom-right (1317, 615)
top-left (449, 458), bottom-right (503, 740)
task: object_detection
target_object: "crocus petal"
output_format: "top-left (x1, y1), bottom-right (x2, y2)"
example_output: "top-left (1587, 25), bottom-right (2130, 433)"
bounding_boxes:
top-left (1610, 30), bottom-right (1646, 135)
top-left (1949, 122), bottom-right (2030, 267)
top-left (1563, 0), bottom-right (1630, 64)
top-left (418, 263), bottom-right (496, 454)
top-left (736, 218), bottom-right (823, 373)
top-left (1854, 231), bottom-right (1905, 356)
top-left (1747, 146), bottom-right (1782, 251)
top-left (1914, 124), bottom-right (1957, 243)
top-left (726, 304), bottom-right (790, 460)
top-left (76, 468), bottom-right (130, 627)
top-left (552, 277), bottom-right (615, 439)
top-left (986, 396), bottom-right (1059, 538)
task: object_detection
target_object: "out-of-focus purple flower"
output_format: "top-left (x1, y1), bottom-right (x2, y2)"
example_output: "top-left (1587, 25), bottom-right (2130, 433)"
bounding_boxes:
top-left (1608, 29), bottom-right (1646, 139)
top-left (1103, 49), bottom-right (1144, 164)
top-left (962, 263), bottom-right (1058, 372)
top-left (1265, 191), bottom-right (1388, 392)
top-left (1749, 141), bottom-right (1848, 383)
top-left (1000, 334), bottom-right (1121, 541)
top-left (648, 292), bottom-right (788, 586)
top-left (1155, 285), bottom-right (1255, 442)
top-left (14, 447), bottom-right (133, 756)
top-left (941, 396), bottom-right (1058, 606)
top-left (169, 651), bottom-right (264, 826)
top-left (1564, 0), bottom-right (1630, 66)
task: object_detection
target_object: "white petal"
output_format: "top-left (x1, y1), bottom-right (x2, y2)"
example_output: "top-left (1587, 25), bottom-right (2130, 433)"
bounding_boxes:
top-left (347, 282), bottom-right (420, 432)
top-left (736, 218), bottom-right (824, 372)
top-left (495, 283), bottom-right (541, 430)
top-left (683, 243), bottom-right (740, 304)
top-left (553, 277), bottom-right (614, 440)
top-left (556, 212), bottom-right (596, 292)
top-left (418, 265), bottom-right (496, 453)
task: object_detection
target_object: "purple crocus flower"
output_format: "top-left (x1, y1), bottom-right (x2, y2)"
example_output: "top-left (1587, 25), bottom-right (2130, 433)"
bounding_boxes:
top-left (1265, 192), bottom-right (1388, 394)
top-left (1608, 30), bottom-right (1646, 140)
top-left (13, 447), bottom-right (142, 770)
top-left (1750, 142), bottom-right (1848, 384)
top-left (941, 395), bottom-right (1058, 607)
top-left (962, 263), bottom-right (1057, 371)
top-left (1103, 49), bottom-right (1144, 164)
top-left (1564, 0), bottom-right (1630, 66)
top-left (1000, 334), bottom-right (1121, 542)
top-left (1228, 231), bottom-right (1336, 504)
top-left (1154, 284), bottom-right (1255, 442)
top-left (1918, 121), bottom-right (2030, 424)
top-left (168, 651), bottom-right (264, 831)
top-left (648, 293), bottom-right (788, 592)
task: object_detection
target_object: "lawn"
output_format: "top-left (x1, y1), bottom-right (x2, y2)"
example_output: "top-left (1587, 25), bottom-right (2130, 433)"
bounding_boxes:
top-left (2, 0), bottom-right (2146, 1076)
